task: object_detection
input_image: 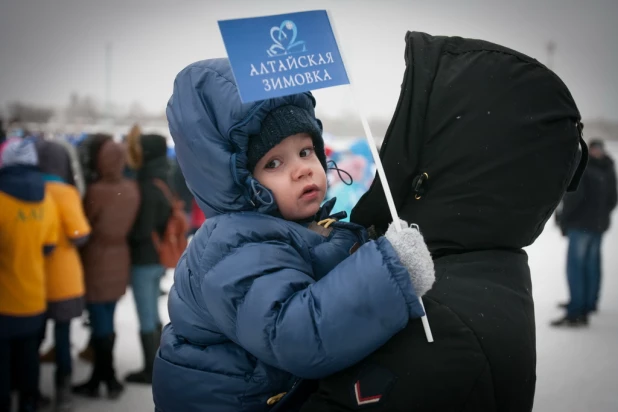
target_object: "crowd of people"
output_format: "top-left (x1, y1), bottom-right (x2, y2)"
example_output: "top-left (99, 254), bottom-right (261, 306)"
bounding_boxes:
top-left (0, 123), bottom-right (200, 412)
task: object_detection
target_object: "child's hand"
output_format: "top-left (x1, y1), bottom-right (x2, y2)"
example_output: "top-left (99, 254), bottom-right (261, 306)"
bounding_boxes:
top-left (384, 219), bottom-right (435, 297)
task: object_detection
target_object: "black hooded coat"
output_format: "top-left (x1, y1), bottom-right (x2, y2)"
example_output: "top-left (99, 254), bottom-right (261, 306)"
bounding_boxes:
top-left (298, 32), bottom-right (586, 412)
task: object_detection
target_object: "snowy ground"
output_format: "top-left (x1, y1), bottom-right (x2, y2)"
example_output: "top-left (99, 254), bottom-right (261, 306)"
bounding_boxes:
top-left (37, 146), bottom-right (618, 412)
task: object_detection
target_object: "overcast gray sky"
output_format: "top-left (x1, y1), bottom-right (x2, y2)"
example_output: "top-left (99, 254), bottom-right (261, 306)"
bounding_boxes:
top-left (1, 0), bottom-right (617, 122)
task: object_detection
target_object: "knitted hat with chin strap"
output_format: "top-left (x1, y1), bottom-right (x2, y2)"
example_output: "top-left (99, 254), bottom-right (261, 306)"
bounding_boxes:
top-left (247, 104), bottom-right (327, 172)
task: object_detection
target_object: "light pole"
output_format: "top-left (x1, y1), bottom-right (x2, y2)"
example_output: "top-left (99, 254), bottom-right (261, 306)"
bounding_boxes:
top-left (105, 42), bottom-right (113, 122)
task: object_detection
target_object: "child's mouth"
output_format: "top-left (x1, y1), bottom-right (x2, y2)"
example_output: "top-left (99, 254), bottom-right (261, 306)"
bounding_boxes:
top-left (301, 184), bottom-right (320, 200)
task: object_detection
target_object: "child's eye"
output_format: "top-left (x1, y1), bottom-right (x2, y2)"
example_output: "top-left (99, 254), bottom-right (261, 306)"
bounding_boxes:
top-left (265, 159), bottom-right (282, 169)
top-left (300, 147), bottom-right (314, 158)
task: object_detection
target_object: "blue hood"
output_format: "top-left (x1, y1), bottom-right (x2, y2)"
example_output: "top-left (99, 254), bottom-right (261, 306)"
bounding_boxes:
top-left (167, 58), bottom-right (322, 218)
top-left (0, 166), bottom-right (45, 202)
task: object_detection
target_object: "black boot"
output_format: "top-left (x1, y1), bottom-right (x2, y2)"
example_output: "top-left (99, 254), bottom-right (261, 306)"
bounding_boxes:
top-left (78, 335), bottom-right (94, 363)
top-left (105, 375), bottom-right (124, 400)
top-left (550, 315), bottom-right (588, 327)
top-left (36, 391), bottom-right (52, 409)
top-left (72, 337), bottom-right (104, 398)
top-left (125, 332), bottom-right (157, 384)
top-left (54, 374), bottom-right (73, 412)
top-left (100, 334), bottom-right (124, 399)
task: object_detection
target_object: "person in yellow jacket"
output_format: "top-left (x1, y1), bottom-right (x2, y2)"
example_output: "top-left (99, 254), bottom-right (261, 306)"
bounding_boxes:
top-left (35, 139), bottom-right (91, 412)
top-left (0, 138), bottom-right (59, 412)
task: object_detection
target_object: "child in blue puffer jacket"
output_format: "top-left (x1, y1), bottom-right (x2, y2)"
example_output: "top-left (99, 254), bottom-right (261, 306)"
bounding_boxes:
top-left (152, 58), bottom-right (435, 412)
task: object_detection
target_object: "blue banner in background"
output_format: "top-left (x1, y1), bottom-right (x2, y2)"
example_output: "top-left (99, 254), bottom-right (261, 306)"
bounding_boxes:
top-left (218, 10), bottom-right (349, 103)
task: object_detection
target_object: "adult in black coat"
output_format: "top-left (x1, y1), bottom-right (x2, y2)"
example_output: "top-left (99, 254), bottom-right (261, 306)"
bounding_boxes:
top-left (553, 139), bottom-right (617, 325)
top-left (126, 133), bottom-right (172, 385)
top-left (297, 32), bottom-right (587, 412)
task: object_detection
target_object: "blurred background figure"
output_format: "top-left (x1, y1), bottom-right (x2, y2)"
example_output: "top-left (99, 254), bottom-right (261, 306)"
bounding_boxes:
top-left (324, 138), bottom-right (376, 221)
top-left (53, 138), bottom-right (86, 199)
top-left (77, 134), bottom-right (115, 187)
top-left (73, 135), bottom-right (140, 400)
top-left (553, 139), bottom-right (618, 327)
top-left (0, 138), bottom-right (59, 412)
top-left (164, 156), bottom-right (196, 298)
top-left (169, 154), bottom-right (205, 237)
top-left (5, 119), bottom-right (27, 140)
top-left (35, 139), bottom-right (91, 411)
top-left (72, 132), bottom-right (115, 358)
top-left (169, 157), bottom-right (193, 227)
top-left (125, 131), bottom-right (171, 385)
top-left (189, 198), bottom-right (206, 236)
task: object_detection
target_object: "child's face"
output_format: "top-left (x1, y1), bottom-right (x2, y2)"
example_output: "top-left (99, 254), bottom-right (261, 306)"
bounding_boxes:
top-left (253, 133), bottom-right (327, 221)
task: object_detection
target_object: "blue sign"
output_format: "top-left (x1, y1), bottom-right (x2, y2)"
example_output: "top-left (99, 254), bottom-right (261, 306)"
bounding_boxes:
top-left (218, 10), bottom-right (350, 103)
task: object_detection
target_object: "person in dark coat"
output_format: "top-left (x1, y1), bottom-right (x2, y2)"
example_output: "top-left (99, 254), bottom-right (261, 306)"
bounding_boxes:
top-left (297, 32), bottom-right (587, 412)
top-left (552, 139), bottom-right (617, 326)
top-left (125, 133), bottom-right (171, 384)
top-left (73, 137), bottom-right (140, 399)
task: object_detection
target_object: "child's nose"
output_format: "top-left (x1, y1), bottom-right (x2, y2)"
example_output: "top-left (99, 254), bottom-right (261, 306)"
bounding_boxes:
top-left (293, 162), bottom-right (313, 180)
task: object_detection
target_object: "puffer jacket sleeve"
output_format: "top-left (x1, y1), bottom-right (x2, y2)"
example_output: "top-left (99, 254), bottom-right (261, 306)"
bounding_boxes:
top-left (202, 237), bottom-right (424, 379)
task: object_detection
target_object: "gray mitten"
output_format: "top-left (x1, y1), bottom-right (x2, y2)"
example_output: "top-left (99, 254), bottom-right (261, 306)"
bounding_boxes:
top-left (384, 219), bottom-right (435, 296)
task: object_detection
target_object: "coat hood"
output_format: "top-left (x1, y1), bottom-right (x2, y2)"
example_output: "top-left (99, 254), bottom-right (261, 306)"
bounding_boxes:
top-left (141, 134), bottom-right (168, 164)
top-left (1, 138), bottom-right (39, 168)
top-left (96, 140), bottom-right (126, 182)
top-left (35, 139), bottom-right (75, 184)
top-left (0, 138), bottom-right (45, 201)
top-left (137, 156), bottom-right (169, 182)
top-left (352, 32), bottom-right (586, 254)
top-left (0, 166), bottom-right (45, 202)
top-left (166, 58), bottom-right (323, 218)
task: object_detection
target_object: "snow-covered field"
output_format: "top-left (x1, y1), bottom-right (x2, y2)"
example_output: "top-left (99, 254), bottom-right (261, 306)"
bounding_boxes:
top-left (36, 142), bottom-right (618, 412)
